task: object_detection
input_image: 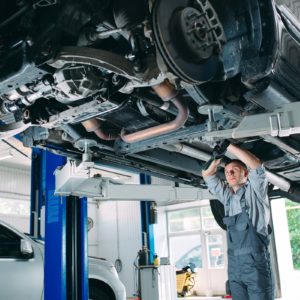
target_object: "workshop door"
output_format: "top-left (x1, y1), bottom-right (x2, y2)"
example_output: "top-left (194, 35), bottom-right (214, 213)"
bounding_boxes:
top-left (195, 229), bottom-right (228, 296)
top-left (169, 205), bottom-right (228, 296)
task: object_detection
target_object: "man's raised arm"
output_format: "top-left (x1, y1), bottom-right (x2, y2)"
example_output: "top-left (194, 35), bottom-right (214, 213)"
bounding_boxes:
top-left (227, 144), bottom-right (261, 169)
top-left (202, 158), bottom-right (222, 178)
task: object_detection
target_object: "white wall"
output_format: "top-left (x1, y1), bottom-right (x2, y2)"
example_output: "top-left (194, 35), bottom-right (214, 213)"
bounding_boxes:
top-left (0, 164), bottom-right (30, 232)
top-left (0, 164), bottom-right (30, 199)
top-left (0, 214), bottom-right (30, 232)
top-left (87, 172), bottom-right (144, 297)
top-left (88, 200), bottom-right (142, 297)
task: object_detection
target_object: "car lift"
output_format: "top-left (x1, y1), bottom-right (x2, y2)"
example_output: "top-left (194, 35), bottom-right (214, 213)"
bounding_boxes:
top-left (33, 145), bottom-right (211, 300)
top-left (52, 155), bottom-right (211, 300)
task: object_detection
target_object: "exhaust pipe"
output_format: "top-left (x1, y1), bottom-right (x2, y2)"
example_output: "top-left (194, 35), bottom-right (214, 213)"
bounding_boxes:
top-left (121, 80), bottom-right (189, 143)
top-left (82, 118), bottom-right (118, 141)
top-left (161, 143), bottom-right (211, 161)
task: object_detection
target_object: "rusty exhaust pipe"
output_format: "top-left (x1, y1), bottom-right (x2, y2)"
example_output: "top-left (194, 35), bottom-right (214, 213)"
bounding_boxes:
top-left (82, 118), bottom-right (118, 141)
top-left (121, 80), bottom-right (189, 143)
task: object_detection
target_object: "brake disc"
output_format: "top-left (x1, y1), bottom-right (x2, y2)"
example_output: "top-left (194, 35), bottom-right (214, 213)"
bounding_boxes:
top-left (152, 0), bottom-right (226, 84)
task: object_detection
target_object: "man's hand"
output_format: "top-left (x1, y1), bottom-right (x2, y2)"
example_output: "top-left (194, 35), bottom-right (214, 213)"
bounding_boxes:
top-left (202, 158), bottom-right (222, 177)
top-left (213, 140), bottom-right (230, 159)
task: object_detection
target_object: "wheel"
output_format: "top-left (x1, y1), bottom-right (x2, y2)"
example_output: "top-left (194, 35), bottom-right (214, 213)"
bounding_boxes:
top-left (210, 199), bottom-right (227, 230)
top-left (89, 284), bottom-right (114, 300)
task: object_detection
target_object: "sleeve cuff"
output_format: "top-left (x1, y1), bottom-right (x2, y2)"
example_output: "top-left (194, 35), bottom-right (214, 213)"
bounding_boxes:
top-left (249, 164), bottom-right (265, 176)
top-left (204, 174), bottom-right (220, 185)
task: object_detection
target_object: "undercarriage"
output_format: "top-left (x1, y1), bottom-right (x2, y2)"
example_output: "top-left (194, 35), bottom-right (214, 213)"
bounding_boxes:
top-left (1, 0), bottom-right (300, 201)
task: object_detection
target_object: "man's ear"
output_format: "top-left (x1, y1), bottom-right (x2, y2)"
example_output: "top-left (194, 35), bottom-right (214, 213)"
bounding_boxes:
top-left (244, 169), bottom-right (249, 177)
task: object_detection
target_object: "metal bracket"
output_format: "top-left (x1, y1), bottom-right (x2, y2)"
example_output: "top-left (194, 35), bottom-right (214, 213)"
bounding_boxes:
top-left (198, 104), bottom-right (223, 132)
top-left (204, 102), bottom-right (300, 139)
top-left (55, 160), bottom-right (211, 203)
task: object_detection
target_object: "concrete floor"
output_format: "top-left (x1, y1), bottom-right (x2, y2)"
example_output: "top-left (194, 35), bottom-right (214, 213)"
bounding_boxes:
top-left (178, 297), bottom-right (222, 300)
top-left (127, 295), bottom-right (223, 299)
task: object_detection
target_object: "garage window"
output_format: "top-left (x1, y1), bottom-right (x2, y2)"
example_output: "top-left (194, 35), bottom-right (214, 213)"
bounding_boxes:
top-left (168, 207), bottom-right (202, 269)
top-left (168, 207), bottom-right (201, 233)
top-left (168, 204), bottom-right (225, 271)
top-left (201, 206), bottom-right (220, 230)
top-left (206, 234), bottom-right (225, 269)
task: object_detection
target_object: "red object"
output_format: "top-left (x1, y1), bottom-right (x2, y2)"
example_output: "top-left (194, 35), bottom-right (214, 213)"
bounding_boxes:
top-left (223, 295), bottom-right (232, 299)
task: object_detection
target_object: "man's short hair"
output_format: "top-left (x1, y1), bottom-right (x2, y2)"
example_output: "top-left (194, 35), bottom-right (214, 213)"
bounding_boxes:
top-left (225, 159), bottom-right (247, 170)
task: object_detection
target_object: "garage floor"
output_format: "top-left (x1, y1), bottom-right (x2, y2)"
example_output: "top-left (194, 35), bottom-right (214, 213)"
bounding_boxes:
top-left (179, 297), bottom-right (222, 299)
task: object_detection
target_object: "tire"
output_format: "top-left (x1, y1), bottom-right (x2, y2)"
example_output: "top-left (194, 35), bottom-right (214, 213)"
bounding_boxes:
top-left (89, 284), bottom-right (115, 300)
top-left (210, 199), bottom-right (227, 230)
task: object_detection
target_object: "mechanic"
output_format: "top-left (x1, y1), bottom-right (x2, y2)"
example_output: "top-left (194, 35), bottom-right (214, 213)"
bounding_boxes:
top-left (202, 142), bottom-right (274, 300)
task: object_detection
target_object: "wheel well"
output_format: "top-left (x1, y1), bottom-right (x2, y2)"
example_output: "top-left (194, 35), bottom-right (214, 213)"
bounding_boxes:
top-left (89, 279), bottom-right (116, 300)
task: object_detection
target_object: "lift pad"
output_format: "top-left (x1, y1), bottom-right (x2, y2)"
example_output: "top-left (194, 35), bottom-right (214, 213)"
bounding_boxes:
top-left (55, 160), bottom-right (212, 203)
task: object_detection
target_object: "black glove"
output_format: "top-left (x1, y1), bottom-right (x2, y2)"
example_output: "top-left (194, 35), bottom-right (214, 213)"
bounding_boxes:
top-left (213, 140), bottom-right (230, 159)
top-left (202, 157), bottom-right (215, 171)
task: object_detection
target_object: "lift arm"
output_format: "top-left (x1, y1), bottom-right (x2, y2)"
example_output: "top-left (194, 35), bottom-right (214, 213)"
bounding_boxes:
top-left (205, 102), bottom-right (300, 140)
top-left (55, 160), bottom-right (212, 203)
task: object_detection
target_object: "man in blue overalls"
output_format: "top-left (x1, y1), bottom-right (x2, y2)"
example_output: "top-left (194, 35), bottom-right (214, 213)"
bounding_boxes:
top-left (202, 143), bottom-right (273, 300)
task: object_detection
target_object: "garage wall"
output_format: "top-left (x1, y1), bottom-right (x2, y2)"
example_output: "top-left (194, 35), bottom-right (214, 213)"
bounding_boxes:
top-left (0, 214), bottom-right (30, 232)
top-left (88, 201), bottom-right (142, 297)
top-left (0, 164), bottom-right (31, 232)
top-left (0, 164), bottom-right (30, 199)
top-left (87, 174), bottom-right (143, 297)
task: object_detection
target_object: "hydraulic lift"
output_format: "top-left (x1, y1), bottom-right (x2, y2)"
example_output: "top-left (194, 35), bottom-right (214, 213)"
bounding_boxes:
top-left (37, 150), bottom-right (211, 300)
top-left (31, 149), bottom-right (89, 300)
top-left (54, 159), bottom-right (212, 202)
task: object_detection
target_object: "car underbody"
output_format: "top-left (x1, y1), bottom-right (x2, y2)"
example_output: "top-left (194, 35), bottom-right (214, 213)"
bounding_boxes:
top-left (1, 0), bottom-right (300, 201)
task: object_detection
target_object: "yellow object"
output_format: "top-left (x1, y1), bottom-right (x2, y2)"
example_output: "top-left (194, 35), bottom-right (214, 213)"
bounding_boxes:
top-left (153, 255), bottom-right (160, 266)
top-left (176, 270), bottom-right (196, 297)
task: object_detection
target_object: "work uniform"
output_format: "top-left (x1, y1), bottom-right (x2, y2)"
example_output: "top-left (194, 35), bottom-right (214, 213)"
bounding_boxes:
top-left (205, 165), bottom-right (274, 300)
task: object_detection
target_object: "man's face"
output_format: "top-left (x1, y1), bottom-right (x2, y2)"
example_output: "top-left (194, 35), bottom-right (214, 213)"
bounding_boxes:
top-left (224, 162), bottom-right (248, 187)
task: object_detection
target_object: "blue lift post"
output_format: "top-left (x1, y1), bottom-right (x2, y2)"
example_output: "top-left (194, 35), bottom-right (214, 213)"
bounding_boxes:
top-left (66, 196), bottom-right (89, 300)
top-left (30, 149), bottom-right (88, 300)
top-left (140, 173), bottom-right (155, 264)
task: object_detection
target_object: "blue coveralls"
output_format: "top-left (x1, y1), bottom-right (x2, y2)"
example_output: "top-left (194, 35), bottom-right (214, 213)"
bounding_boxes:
top-left (223, 197), bottom-right (274, 299)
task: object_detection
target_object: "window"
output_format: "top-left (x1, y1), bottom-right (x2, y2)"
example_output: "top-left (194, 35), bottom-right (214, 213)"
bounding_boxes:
top-left (170, 235), bottom-right (202, 269)
top-left (201, 206), bottom-right (219, 230)
top-left (0, 224), bottom-right (22, 258)
top-left (285, 199), bottom-right (300, 270)
top-left (168, 207), bottom-right (201, 233)
top-left (206, 234), bottom-right (225, 269)
top-left (168, 204), bottom-right (226, 271)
